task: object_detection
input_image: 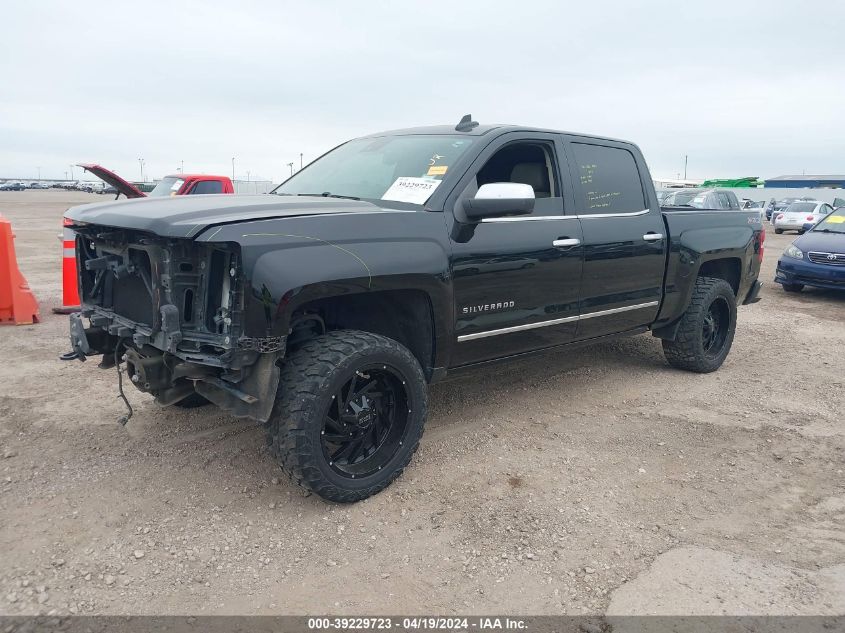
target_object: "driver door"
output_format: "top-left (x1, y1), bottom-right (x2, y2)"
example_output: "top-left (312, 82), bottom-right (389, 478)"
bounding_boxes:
top-left (444, 132), bottom-right (584, 367)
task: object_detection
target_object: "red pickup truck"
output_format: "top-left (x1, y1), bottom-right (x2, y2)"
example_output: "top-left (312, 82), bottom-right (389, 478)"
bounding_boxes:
top-left (78, 164), bottom-right (235, 198)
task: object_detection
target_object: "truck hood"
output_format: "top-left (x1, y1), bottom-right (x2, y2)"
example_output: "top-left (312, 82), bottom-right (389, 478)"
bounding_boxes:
top-left (64, 194), bottom-right (394, 238)
top-left (77, 164), bottom-right (146, 198)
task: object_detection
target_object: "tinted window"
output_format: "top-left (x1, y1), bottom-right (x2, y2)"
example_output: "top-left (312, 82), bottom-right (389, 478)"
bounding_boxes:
top-left (717, 192), bottom-right (731, 208)
top-left (190, 180), bottom-right (224, 195)
top-left (571, 143), bottom-right (645, 214)
top-left (460, 141), bottom-right (563, 216)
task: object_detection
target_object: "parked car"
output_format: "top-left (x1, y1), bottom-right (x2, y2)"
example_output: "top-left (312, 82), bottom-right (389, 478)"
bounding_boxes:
top-left (663, 188), bottom-right (740, 210)
top-left (775, 206), bottom-right (845, 292)
top-left (78, 163), bottom-right (235, 199)
top-left (63, 117), bottom-right (764, 502)
top-left (773, 201), bottom-right (833, 234)
top-left (0, 181), bottom-right (26, 191)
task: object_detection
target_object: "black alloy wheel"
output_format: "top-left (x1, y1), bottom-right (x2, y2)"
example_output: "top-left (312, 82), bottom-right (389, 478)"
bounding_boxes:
top-left (321, 364), bottom-right (410, 479)
top-left (701, 296), bottom-right (730, 359)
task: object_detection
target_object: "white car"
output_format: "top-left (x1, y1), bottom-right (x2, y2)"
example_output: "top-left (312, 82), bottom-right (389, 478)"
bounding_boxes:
top-left (773, 201), bottom-right (834, 234)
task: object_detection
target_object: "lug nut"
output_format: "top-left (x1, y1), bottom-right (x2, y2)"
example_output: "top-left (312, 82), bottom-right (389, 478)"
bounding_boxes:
top-left (131, 374), bottom-right (140, 383)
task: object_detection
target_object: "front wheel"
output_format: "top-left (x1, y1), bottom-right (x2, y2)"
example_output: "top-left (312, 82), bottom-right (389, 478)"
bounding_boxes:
top-left (775, 229), bottom-right (784, 234)
top-left (266, 330), bottom-right (427, 503)
top-left (662, 277), bottom-right (737, 373)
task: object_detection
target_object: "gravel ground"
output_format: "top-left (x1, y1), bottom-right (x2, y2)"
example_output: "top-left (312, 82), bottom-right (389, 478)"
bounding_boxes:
top-left (0, 190), bottom-right (843, 616)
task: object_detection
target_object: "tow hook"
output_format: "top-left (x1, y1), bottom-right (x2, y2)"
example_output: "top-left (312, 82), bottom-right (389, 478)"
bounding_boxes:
top-left (59, 313), bottom-right (90, 361)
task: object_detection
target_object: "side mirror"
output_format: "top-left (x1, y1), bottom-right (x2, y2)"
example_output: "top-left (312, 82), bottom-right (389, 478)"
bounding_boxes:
top-left (462, 183), bottom-right (535, 221)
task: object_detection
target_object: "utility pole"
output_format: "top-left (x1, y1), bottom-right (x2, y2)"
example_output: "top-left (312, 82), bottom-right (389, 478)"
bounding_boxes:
top-left (232, 157), bottom-right (235, 181)
top-left (287, 162), bottom-right (294, 176)
top-left (684, 155), bottom-right (688, 180)
top-left (138, 158), bottom-right (145, 182)
top-left (300, 153), bottom-right (303, 169)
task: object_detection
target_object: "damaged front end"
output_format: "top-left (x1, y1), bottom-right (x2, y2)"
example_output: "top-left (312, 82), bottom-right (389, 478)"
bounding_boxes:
top-left (66, 223), bottom-right (282, 423)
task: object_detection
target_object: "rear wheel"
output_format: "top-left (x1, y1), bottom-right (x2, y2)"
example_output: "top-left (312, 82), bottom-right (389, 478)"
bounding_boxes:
top-left (662, 277), bottom-right (737, 373)
top-left (782, 283), bottom-right (804, 293)
top-left (775, 229), bottom-right (784, 234)
top-left (266, 330), bottom-right (427, 503)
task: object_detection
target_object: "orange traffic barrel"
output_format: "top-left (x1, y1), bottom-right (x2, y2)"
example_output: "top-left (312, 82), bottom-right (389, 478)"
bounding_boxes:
top-left (0, 214), bottom-right (40, 325)
top-left (52, 217), bottom-right (80, 314)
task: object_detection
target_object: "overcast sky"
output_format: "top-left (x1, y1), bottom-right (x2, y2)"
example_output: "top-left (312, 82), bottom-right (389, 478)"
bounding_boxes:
top-left (2, 0), bottom-right (843, 183)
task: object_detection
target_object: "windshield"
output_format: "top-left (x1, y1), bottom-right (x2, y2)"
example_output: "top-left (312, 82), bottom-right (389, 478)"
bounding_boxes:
top-left (663, 190), bottom-right (701, 206)
top-left (784, 202), bottom-right (818, 214)
top-left (149, 176), bottom-right (185, 197)
top-left (812, 207), bottom-right (845, 233)
top-left (273, 135), bottom-right (475, 204)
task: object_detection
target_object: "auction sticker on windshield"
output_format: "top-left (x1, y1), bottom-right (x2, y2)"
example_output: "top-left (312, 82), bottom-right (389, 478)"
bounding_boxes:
top-left (382, 177), bottom-right (441, 204)
top-left (826, 215), bottom-right (845, 223)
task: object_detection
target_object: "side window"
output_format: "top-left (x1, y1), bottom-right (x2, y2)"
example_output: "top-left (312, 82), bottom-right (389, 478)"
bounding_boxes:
top-left (461, 141), bottom-right (563, 215)
top-left (190, 180), bottom-right (224, 195)
top-left (717, 192), bottom-right (732, 209)
top-left (570, 143), bottom-right (645, 214)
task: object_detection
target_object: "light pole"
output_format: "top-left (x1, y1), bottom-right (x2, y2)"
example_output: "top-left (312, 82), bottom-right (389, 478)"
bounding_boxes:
top-left (64, 171), bottom-right (68, 181)
top-left (232, 157), bottom-right (235, 181)
top-left (69, 164), bottom-right (74, 181)
top-left (683, 155), bottom-right (688, 180)
top-left (246, 170), bottom-right (251, 182)
top-left (138, 158), bottom-right (145, 182)
top-left (300, 153), bottom-right (303, 169)
top-left (37, 166), bottom-right (41, 181)
top-left (180, 160), bottom-right (184, 174)
top-left (287, 162), bottom-right (294, 176)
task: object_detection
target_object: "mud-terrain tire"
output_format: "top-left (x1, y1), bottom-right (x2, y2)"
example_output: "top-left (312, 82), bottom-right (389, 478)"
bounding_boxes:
top-left (173, 393), bottom-right (210, 408)
top-left (662, 277), bottom-right (737, 373)
top-left (266, 330), bottom-right (427, 503)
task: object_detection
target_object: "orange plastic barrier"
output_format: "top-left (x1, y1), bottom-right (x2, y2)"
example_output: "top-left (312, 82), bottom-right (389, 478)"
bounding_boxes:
top-left (52, 217), bottom-right (80, 314)
top-left (0, 214), bottom-right (40, 325)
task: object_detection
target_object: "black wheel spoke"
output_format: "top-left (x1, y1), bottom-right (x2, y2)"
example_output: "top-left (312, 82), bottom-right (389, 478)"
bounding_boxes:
top-left (320, 363), bottom-right (411, 478)
top-left (324, 416), bottom-right (346, 434)
top-left (323, 432), bottom-right (352, 443)
top-left (346, 437), bottom-right (366, 463)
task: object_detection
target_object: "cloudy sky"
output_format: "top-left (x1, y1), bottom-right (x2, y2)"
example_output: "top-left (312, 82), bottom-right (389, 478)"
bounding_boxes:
top-left (2, 0), bottom-right (843, 183)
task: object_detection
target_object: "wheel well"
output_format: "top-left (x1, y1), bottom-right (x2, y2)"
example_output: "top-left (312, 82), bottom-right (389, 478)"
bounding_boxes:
top-left (287, 290), bottom-right (436, 380)
top-left (697, 258), bottom-right (741, 295)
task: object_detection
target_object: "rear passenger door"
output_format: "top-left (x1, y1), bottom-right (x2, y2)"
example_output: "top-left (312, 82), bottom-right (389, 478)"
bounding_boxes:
top-left (561, 139), bottom-right (667, 339)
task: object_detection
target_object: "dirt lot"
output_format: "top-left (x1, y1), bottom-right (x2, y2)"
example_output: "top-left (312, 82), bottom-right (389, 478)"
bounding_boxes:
top-left (0, 190), bottom-right (843, 616)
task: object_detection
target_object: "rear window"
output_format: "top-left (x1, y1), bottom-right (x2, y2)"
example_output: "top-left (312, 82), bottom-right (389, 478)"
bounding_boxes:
top-left (190, 180), bottom-right (224, 194)
top-left (571, 143), bottom-right (646, 214)
top-left (785, 202), bottom-right (817, 213)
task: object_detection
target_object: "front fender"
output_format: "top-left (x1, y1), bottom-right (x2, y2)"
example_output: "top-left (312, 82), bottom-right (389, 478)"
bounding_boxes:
top-left (196, 213), bottom-right (453, 364)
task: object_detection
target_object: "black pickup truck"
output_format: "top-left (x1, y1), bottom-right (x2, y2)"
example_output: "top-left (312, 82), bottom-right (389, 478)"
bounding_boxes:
top-left (64, 116), bottom-right (764, 502)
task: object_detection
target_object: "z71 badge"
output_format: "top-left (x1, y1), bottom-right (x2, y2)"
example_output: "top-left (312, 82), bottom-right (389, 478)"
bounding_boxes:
top-left (462, 301), bottom-right (515, 315)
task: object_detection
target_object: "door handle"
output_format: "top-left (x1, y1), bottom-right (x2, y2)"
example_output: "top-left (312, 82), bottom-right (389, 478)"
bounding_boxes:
top-left (643, 233), bottom-right (664, 242)
top-left (552, 238), bottom-right (581, 248)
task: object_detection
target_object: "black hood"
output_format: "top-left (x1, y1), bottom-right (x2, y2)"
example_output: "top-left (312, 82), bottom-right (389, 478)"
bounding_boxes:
top-left (64, 194), bottom-right (393, 238)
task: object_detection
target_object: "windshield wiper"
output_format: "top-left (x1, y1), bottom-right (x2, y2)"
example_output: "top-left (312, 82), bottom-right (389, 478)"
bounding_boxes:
top-left (297, 192), bottom-right (361, 201)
